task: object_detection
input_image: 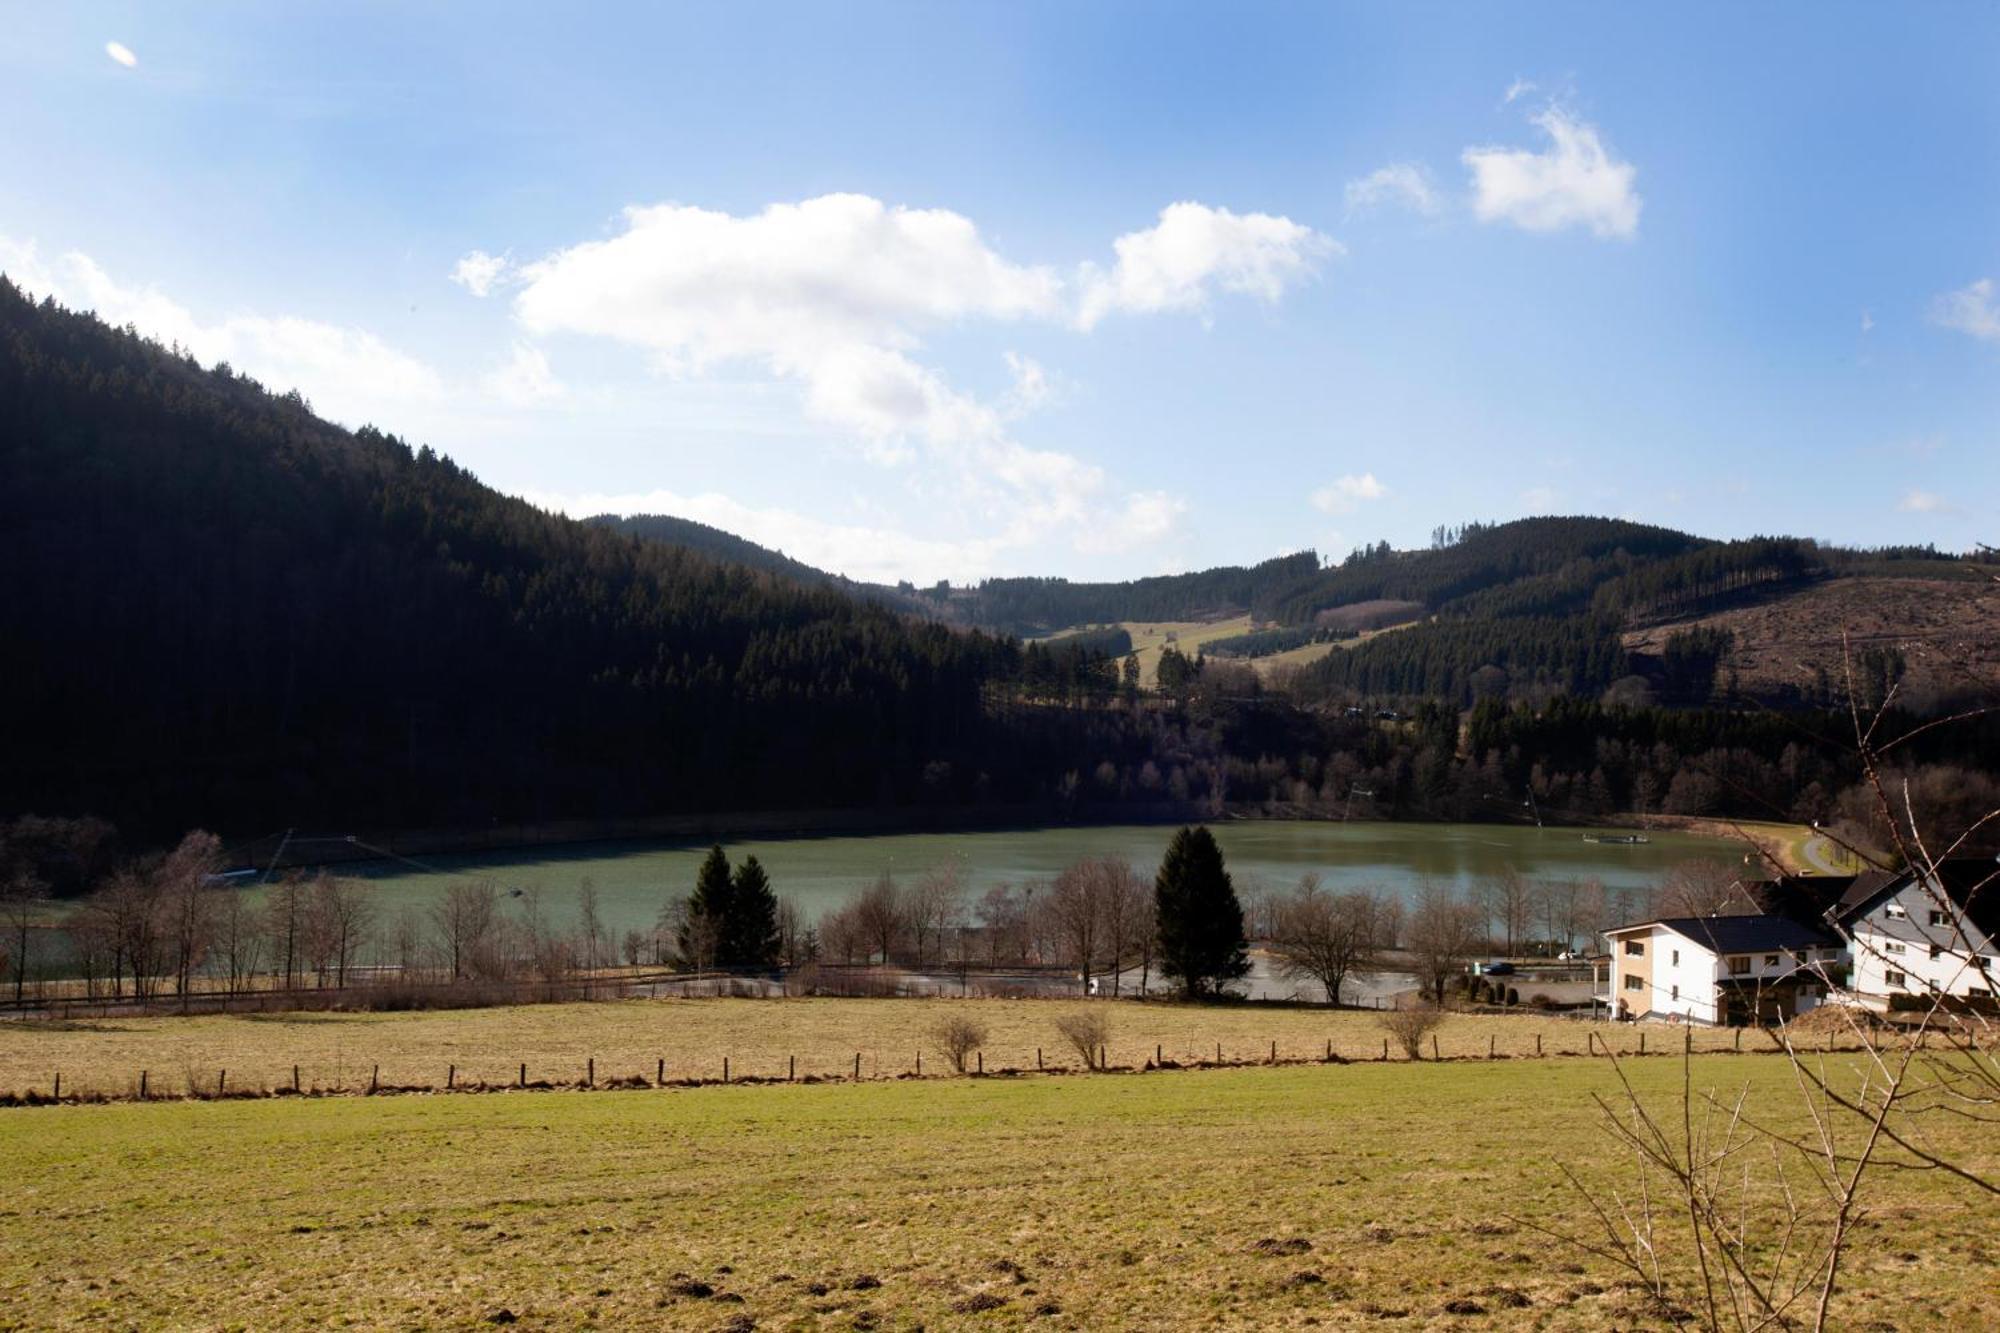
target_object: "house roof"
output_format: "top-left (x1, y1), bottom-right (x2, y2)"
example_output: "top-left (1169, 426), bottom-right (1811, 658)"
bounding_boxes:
top-left (1607, 914), bottom-right (1843, 954)
top-left (1831, 859), bottom-right (2000, 943)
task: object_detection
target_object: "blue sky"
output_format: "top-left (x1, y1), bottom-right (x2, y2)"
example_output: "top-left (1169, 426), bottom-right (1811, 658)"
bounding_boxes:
top-left (3, 3), bottom-right (1995, 582)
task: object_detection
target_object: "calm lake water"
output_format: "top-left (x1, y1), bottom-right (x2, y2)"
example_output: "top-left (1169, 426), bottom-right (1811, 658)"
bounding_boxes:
top-left (328, 821), bottom-right (1743, 936)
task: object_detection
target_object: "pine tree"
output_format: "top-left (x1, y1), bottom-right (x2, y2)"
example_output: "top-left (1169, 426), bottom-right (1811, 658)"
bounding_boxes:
top-left (728, 854), bottom-right (781, 967)
top-left (1153, 825), bottom-right (1249, 998)
top-left (681, 844), bottom-right (734, 966)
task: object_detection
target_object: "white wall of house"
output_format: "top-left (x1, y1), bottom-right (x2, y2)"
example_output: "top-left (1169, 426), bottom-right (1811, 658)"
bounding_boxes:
top-left (1607, 925), bottom-right (1841, 1024)
top-left (1848, 879), bottom-right (1998, 1005)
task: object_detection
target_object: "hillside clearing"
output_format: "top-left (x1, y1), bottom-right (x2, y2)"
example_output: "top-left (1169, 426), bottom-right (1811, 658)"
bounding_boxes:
top-left (1046, 617), bottom-right (1417, 688)
top-left (0, 1055), bottom-right (1989, 1330)
top-left (4, 997), bottom-right (1822, 1100)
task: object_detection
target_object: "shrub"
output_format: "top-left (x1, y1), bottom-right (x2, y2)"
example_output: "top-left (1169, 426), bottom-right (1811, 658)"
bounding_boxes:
top-left (1506, 986), bottom-right (1520, 1007)
top-left (930, 1014), bottom-right (989, 1074)
top-left (1053, 1010), bottom-right (1111, 1070)
top-left (1379, 1003), bottom-right (1444, 1059)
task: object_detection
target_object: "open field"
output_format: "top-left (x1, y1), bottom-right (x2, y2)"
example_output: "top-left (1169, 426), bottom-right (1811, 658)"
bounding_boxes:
top-left (1622, 575), bottom-right (2000, 710)
top-left (1049, 615), bottom-right (1419, 688)
top-left (1, 1051), bottom-right (1992, 1330)
top-left (3, 997), bottom-right (1829, 1100)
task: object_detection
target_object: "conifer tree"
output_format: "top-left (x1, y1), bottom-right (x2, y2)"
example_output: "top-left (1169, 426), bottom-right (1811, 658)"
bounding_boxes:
top-left (1153, 825), bottom-right (1249, 999)
top-left (728, 854), bottom-right (781, 967)
top-left (681, 844), bottom-right (734, 966)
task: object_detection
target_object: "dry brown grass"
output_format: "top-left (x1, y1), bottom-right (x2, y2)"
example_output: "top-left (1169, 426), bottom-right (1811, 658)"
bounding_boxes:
top-left (0, 996), bottom-right (1795, 1099)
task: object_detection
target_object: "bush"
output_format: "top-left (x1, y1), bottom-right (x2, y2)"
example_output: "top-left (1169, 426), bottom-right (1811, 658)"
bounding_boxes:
top-left (1506, 986), bottom-right (1520, 1007)
top-left (1379, 1003), bottom-right (1444, 1059)
top-left (930, 1014), bottom-right (989, 1074)
top-left (1053, 1010), bottom-right (1111, 1070)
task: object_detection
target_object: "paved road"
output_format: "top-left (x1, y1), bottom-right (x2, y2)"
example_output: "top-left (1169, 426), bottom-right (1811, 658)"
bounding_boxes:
top-left (1799, 834), bottom-right (1851, 877)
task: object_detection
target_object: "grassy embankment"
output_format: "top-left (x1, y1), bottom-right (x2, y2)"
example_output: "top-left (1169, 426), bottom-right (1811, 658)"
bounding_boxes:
top-left (1, 998), bottom-right (1842, 1100)
top-left (1, 1042), bottom-right (1991, 1330)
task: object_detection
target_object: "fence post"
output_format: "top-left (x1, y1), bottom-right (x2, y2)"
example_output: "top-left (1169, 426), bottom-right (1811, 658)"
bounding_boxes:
top-left (53, 1072), bottom-right (60, 1100)
top-left (915, 1051), bottom-right (920, 1077)
top-left (518, 1062), bottom-right (526, 1088)
top-left (1156, 1043), bottom-right (1163, 1066)
top-left (1097, 1043), bottom-right (1106, 1071)
top-left (446, 1064), bottom-right (454, 1090)
top-left (1036, 1047), bottom-right (1042, 1070)
top-left (294, 1064), bottom-right (302, 1093)
top-left (370, 1065), bottom-right (379, 1094)
top-left (657, 1057), bottom-right (664, 1086)
top-left (587, 1058), bottom-right (594, 1087)
top-left (1381, 1037), bottom-right (1387, 1061)
top-left (1216, 1041), bottom-right (1223, 1064)
top-left (789, 1055), bottom-right (796, 1082)
top-left (723, 1056), bottom-right (730, 1084)
top-left (219, 1069), bottom-right (227, 1096)
top-left (976, 1051), bottom-right (983, 1075)
top-left (140, 1070), bottom-right (147, 1100)
top-left (1431, 1034), bottom-right (1440, 1061)
top-left (1536, 1033), bottom-right (1542, 1057)
top-left (1640, 1031), bottom-right (1646, 1056)
top-left (1735, 1027), bottom-right (1742, 1052)
top-left (1325, 1039), bottom-right (1332, 1062)
top-left (1488, 1035), bottom-right (1495, 1060)
top-left (1269, 1040), bottom-right (1277, 1064)
top-left (854, 1052), bottom-right (862, 1082)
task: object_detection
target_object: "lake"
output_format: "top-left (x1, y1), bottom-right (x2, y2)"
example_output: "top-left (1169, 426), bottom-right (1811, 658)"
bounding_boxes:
top-left (328, 821), bottom-right (1744, 937)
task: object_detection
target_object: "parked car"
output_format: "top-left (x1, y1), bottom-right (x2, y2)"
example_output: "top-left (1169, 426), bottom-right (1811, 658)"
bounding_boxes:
top-left (1480, 961), bottom-right (1516, 976)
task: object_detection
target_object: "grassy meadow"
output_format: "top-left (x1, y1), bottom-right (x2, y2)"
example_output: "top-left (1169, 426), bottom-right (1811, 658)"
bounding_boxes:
top-left (0, 998), bottom-right (1794, 1099)
top-left (1, 1051), bottom-right (1991, 1330)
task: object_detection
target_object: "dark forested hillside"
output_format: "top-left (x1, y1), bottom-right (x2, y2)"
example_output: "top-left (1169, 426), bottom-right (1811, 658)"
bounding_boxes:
top-left (0, 281), bottom-right (1038, 837)
top-left (587, 513), bottom-right (934, 617)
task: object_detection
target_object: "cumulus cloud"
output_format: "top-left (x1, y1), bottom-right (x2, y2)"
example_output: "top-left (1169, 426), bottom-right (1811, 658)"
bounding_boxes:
top-left (1897, 489), bottom-right (1952, 514)
top-left (1932, 277), bottom-right (2000, 341)
top-left (1075, 202), bottom-right (1334, 330)
top-left (1463, 105), bottom-right (1641, 239)
top-left (1310, 472), bottom-right (1388, 515)
top-left (451, 249), bottom-right (513, 297)
top-left (493, 193), bottom-right (1275, 564)
top-left (0, 235), bottom-right (442, 426)
top-left (105, 41), bottom-right (137, 68)
top-left (1345, 164), bottom-right (1440, 216)
top-left (481, 341), bottom-right (563, 407)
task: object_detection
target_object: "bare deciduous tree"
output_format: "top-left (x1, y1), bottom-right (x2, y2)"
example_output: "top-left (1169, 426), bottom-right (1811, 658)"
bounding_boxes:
top-left (1405, 880), bottom-right (1484, 1005)
top-left (431, 880), bottom-right (498, 981)
top-left (1379, 1001), bottom-right (1443, 1059)
top-left (1271, 875), bottom-right (1384, 1005)
top-left (852, 873), bottom-right (907, 965)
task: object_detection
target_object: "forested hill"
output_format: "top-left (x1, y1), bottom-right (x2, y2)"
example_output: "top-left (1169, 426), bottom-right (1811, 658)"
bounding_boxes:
top-left (586, 513), bottom-right (934, 617)
top-left (0, 279), bottom-right (1053, 837)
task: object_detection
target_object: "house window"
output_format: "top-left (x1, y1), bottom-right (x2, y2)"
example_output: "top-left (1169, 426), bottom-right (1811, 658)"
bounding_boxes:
top-left (1884, 941), bottom-right (1905, 955)
top-left (1972, 988), bottom-right (1992, 1000)
top-left (1823, 948), bottom-right (1842, 959)
top-left (1929, 910), bottom-right (1948, 927)
top-left (1624, 940), bottom-right (1645, 957)
top-left (1885, 903), bottom-right (1907, 920)
top-left (1978, 956), bottom-right (1995, 972)
top-left (1885, 969), bottom-right (1906, 988)
top-left (1930, 945), bottom-right (1943, 960)
top-left (1763, 954), bottom-right (1778, 967)
top-left (1728, 956), bottom-right (1751, 976)
top-left (1670, 984), bottom-right (1679, 1002)
top-left (1671, 949), bottom-right (1680, 966)
top-left (1624, 974), bottom-right (1644, 992)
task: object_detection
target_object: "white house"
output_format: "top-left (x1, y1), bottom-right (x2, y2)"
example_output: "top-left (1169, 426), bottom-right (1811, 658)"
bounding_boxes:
top-left (1600, 914), bottom-right (1845, 1026)
top-left (1831, 861), bottom-right (1999, 1010)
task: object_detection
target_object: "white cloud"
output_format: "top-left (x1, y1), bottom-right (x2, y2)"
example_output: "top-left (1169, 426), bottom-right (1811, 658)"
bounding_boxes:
top-left (105, 41), bottom-right (137, 68)
top-left (1075, 202), bottom-right (1335, 330)
top-left (481, 341), bottom-right (563, 407)
top-left (1344, 164), bottom-right (1441, 217)
top-left (1519, 485), bottom-right (1559, 511)
top-left (500, 193), bottom-right (1217, 567)
top-left (1503, 78), bottom-right (1537, 105)
top-left (1860, 309), bottom-right (1875, 334)
top-left (1463, 105), bottom-right (1641, 239)
top-left (1310, 472), bottom-right (1388, 515)
top-left (1932, 277), bottom-right (2000, 341)
top-left (451, 249), bottom-right (513, 298)
top-left (1897, 489), bottom-right (1951, 514)
top-left (0, 235), bottom-right (443, 426)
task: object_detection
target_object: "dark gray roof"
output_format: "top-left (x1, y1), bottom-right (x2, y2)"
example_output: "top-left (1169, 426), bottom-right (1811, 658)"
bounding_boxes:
top-left (1650, 915), bottom-right (1843, 954)
top-left (1831, 860), bottom-right (2000, 941)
